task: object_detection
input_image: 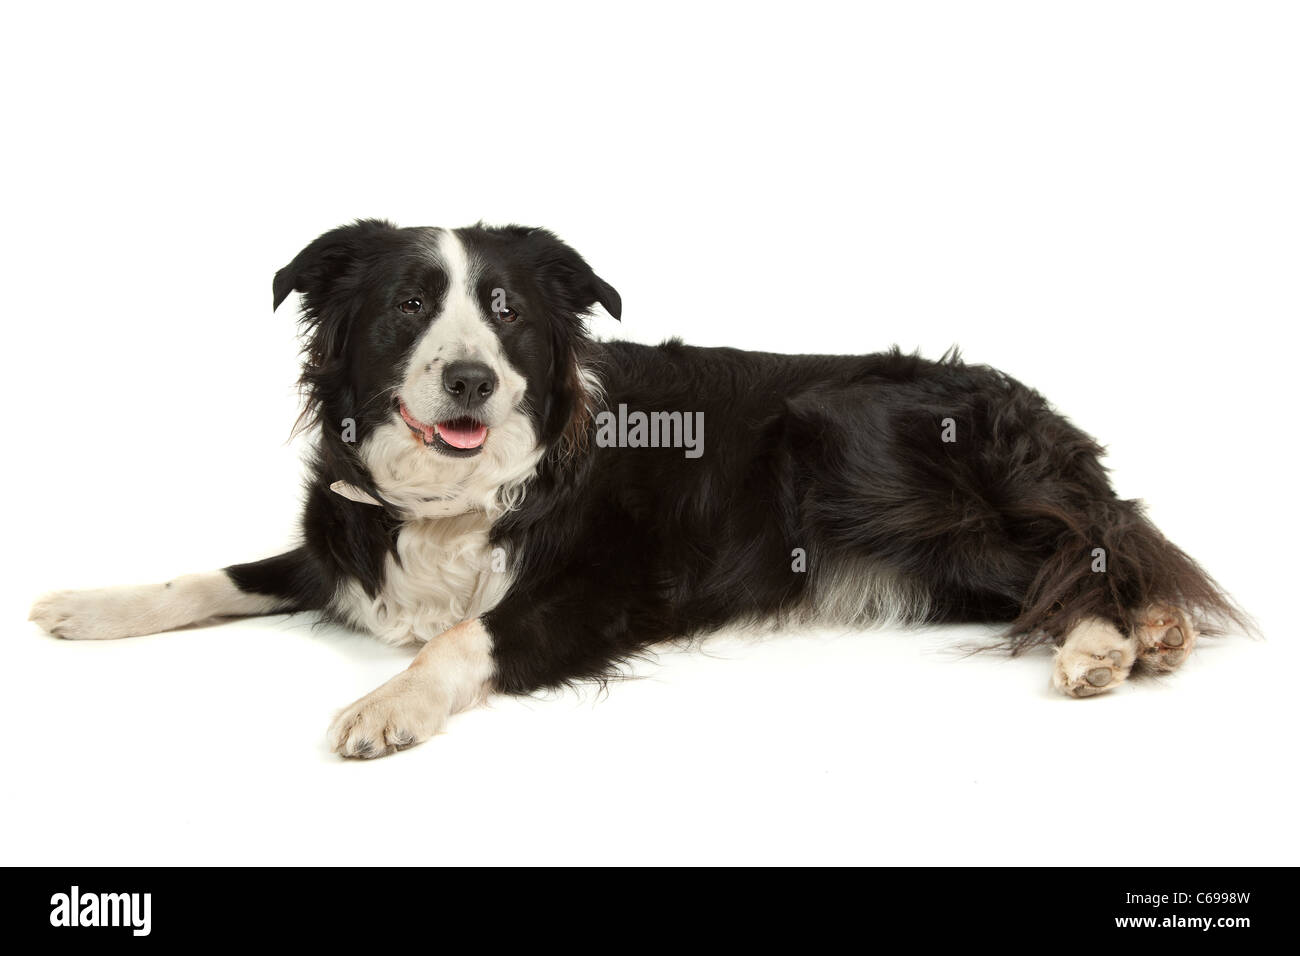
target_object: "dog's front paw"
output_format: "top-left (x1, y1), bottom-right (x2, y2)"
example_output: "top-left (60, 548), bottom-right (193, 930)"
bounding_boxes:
top-left (328, 671), bottom-right (446, 759)
top-left (29, 588), bottom-right (145, 640)
top-left (1052, 618), bottom-right (1136, 698)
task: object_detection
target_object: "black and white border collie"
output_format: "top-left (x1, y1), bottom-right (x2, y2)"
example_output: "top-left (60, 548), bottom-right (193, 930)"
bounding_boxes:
top-left (30, 220), bottom-right (1246, 758)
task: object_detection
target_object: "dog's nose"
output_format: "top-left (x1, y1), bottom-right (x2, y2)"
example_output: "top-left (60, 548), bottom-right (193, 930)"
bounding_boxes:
top-left (442, 361), bottom-right (497, 409)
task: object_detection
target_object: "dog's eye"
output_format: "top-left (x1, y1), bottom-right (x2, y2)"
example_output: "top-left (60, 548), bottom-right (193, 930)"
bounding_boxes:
top-left (495, 308), bottom-right (518, 323)
top-left (400, 298), bottom-right (422, 314)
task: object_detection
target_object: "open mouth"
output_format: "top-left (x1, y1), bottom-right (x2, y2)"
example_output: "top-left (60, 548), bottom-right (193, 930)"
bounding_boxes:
top-left (398, 401), bottom-right (488, 456)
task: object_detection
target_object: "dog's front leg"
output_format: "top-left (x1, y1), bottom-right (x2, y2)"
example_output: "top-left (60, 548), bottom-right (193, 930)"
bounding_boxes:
top-left (329, 619), bottom-right (495, 758)
top-left (330, 587), bottom-right (661, 758)
top-left (29, 549), bottom-right (321, 640)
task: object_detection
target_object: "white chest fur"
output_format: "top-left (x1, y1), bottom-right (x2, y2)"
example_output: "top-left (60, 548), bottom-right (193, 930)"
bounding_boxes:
top-left (333, 511), bottom-right (513, 646)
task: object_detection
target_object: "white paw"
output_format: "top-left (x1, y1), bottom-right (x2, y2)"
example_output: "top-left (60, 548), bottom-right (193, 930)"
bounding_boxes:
top-left (1052, 618), bottom-right (1136, 698)
top-left (29, 586), bottom-right (163, 640)
top-left (328, 671), bottom-right (448, 759)
top-left (29, 572), bottom-right (280, 641)
top-left (1133, 606), bottom-right (1197, 673)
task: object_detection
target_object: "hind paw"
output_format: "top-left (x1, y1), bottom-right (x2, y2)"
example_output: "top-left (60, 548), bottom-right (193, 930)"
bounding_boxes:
top-left (1052, 618), bottom-right (1136, 698)
top-left (1133, 606), bottom-right (1196, 672)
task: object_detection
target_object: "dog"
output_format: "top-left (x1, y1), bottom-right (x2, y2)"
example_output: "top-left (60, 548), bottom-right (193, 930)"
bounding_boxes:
top-left (29, 220), bottom-right (1246, 758)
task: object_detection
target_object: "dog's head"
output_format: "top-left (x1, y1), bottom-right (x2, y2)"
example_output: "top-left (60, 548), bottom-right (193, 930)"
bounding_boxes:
top-left (274, 220), bottom-right (619, 515)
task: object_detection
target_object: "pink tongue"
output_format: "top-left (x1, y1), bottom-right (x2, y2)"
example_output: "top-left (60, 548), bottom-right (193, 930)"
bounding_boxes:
top-left (436, 420), bottom-right (488, 449)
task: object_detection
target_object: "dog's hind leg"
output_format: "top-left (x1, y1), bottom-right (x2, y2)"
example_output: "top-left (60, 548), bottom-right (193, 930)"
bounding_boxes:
top-left (1051, 617), bottom-right (1137, 697)
top-left (1050, 606), bottom-right (1201, 697)
top-left (29, 548), bottom-right (324, 641)
top-left (1018, 498), bottom-right (1240, 696)
top-left (1131, 604), bottom-right (1198, 673)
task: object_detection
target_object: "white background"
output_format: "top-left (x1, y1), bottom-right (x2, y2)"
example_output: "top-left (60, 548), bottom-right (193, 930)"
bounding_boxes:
top-left (2, 1), bottom-right (1296, 865)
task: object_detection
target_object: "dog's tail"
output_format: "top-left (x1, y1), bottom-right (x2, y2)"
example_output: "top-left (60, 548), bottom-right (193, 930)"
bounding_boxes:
top-left (1005, 497), bottom-right (1251, 650)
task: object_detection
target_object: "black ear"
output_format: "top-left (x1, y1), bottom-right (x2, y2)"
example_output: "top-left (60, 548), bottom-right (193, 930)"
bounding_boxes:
top-left (271, 264), bottom-right (298, 312)
top-left (589, 273), bottom-right (622, 321)
top-left (525, 228), bottom-right (621, 321)
top-left (272, 218), bottom-right (397, 311)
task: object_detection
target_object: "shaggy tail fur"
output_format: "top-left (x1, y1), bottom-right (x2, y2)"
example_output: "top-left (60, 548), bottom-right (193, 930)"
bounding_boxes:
top-left (1007, 497), bottom-right (1250, 651)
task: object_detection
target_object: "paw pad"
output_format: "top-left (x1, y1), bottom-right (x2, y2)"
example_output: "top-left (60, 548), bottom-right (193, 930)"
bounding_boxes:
top-left (1084, 667), bottom-right (1112, 687)
top-left (1052, 618), bottom-right (1135, 698)
top-left (1134, 607), bottom-right (1197, 673)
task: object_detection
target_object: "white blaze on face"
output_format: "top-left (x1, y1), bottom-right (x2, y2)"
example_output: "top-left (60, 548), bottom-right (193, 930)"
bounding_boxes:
top-left (358, 228), bottom-right (544, 519)
top-left (399, 229), bottom-right (528, 427)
